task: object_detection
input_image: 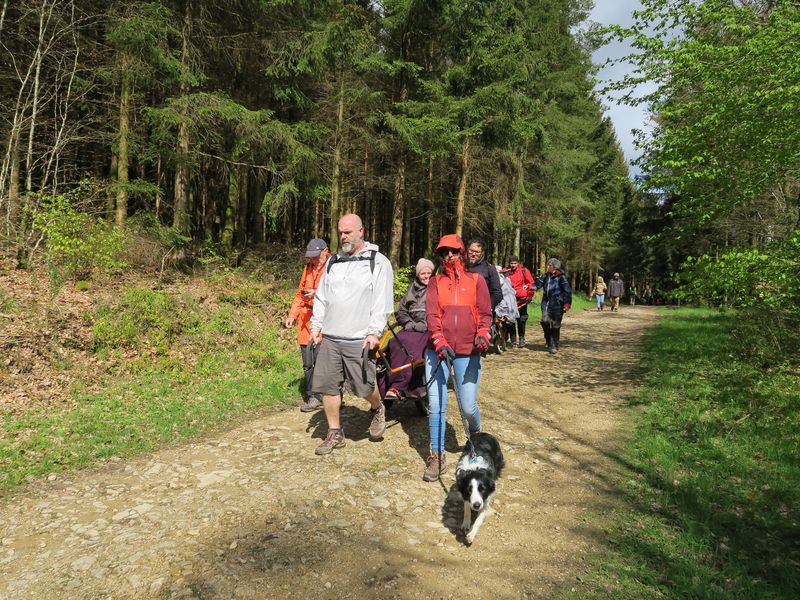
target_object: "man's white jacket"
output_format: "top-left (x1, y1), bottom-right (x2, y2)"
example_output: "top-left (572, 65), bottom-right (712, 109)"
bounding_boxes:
top-left (311, 242), bottom-right (394, 340)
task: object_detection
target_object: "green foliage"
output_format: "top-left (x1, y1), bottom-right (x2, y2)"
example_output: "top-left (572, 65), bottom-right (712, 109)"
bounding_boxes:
top-left (604, 0), bottom-right (800, 228)
top-left (674, 230), bottom-right (800, 310)
top-left (92, 288), bottom-right (191, 352)
top-left (393, 265), bottom-right (414, 301)
top-left (577, 309), bottom-right (800, 598)
top-left (32, 183), bottom-right (127, 297)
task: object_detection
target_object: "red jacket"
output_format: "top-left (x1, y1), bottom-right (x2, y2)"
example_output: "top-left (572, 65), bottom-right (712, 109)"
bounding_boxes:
top-left (506, 264), bottom-right (534, 302)
top-left (426, 265), bottom-right (492, 355)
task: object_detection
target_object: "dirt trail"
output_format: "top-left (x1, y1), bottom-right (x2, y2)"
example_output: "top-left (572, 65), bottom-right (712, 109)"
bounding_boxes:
top-left (0, 307), bottom-right (657, 600)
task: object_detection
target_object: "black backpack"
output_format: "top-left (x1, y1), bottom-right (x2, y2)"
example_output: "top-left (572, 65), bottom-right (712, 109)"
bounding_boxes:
top-left (326, 249), bottom-right (377, 275)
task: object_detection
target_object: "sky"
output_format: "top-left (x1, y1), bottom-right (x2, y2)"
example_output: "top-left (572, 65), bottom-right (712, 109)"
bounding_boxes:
top-left (587, 0), bottom-right (655, 178)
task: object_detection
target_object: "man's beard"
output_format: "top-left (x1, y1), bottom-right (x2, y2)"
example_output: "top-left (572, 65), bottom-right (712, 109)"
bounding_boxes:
top-left (341, 240), bottom-right (356, 254)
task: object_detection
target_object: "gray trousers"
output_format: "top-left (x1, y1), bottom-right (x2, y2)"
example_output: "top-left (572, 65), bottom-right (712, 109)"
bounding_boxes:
top-left (300, 343), bottom-right (320, 401)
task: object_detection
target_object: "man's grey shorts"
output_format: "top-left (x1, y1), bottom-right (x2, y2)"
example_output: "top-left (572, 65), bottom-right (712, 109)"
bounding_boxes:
top-left (311, 337), bottom-right (376, 398)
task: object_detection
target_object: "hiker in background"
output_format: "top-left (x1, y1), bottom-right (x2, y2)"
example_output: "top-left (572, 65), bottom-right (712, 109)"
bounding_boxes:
top-left (532, 257), bottom-right (572, 355)
top-left (423, 234), bottom-right (492, 482)
top-left (284, 238), bottom-right (330, 412)
top-left (592, 275), bottom-right (607, 311)
top-left (466, 237), bottom-right (503, 311)
top-left (309, 214), bottom-right (394, 455)
top-left (608, 272), bottom-right (625, 312)
top-left (494, 265), bottom-right (520, 341)
top-left (643, 285), bottom-right (654, 306)
top-left (503, 255), bottom-right (535, 347)
top-left (381, 258), bottom-right (434, 403)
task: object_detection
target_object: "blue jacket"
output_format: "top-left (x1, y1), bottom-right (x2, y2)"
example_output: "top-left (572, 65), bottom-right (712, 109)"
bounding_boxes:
top-left (533, 269), bottom-right (572, 315)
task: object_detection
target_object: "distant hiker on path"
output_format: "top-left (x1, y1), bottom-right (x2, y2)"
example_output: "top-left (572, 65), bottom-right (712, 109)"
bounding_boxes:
top-left (284, 238), bottom-right (330, 412)
top-left (309, 214), bottom-right (394, 455)
top-left (533, 258), bottom-right (572, 355)
top-left (592, 276), bottom-right (607, 311)
top-left (608, 272), bottom-right (625, 312)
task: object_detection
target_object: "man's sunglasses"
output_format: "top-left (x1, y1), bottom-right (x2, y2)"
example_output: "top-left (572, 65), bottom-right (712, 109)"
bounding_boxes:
top-left (437, 247), bottom-right (461, 256)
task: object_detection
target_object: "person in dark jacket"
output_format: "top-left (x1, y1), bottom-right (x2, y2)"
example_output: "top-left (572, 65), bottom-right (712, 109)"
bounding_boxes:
top-left (466, 237), bottom-right (503, 311)
top-left (532, 257), bottom-right (573, 355)
top-left (503, 255), bottom-right (535, 347)
top-left (381, 258), bottom-right (433, 402)
top-left (607, 272), bottom-right (625, 312)
top-left (424, 234), bottom-right (492, 482)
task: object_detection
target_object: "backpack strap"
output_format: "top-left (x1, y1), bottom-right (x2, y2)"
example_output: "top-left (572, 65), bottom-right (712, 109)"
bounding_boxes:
top-left (326, 249), bottom-right (377, 275)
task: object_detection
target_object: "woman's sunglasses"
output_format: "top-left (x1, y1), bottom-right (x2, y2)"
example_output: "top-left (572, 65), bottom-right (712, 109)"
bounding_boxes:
top-left (437, 247), bottom-right (461, 256)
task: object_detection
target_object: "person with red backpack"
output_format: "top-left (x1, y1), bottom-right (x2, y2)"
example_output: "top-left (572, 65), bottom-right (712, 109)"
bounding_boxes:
top-left (503, 255), bottom-right (535, 348)
top-left (423, 234), bottom-right (493, 482)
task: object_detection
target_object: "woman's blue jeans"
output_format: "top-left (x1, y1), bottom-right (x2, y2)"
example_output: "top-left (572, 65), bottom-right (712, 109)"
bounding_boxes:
top-left (424, 349), bottom-right (482, 453)
top-left (596, 293), bottom-right (605, 309)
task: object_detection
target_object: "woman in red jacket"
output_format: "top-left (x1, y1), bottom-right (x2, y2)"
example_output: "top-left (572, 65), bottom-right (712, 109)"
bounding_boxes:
top-left (423, 234), bottom-right (492, 481)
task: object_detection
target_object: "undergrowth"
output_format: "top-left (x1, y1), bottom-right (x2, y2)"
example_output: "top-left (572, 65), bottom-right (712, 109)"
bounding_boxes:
top-left (0, 269), bottom-right (301, 495)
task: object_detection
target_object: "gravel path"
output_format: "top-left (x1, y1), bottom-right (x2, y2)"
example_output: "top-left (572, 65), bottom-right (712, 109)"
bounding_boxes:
top-left (0, 306), bottom-right (657, 599)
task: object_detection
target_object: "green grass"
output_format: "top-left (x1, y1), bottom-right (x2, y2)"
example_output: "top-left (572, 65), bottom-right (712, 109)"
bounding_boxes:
top-left (573, 308), bottom-right (800, 599)
top-left (0, 278), bottom-right (303, 495)
top-left (0, 348), bottom-right (301, 493)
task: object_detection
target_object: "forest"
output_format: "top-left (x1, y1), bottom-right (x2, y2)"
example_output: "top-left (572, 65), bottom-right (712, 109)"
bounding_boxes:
top-left (0, 0), bottom-right (632, 294)
top-left (0, 0), bottom-right (798, 304)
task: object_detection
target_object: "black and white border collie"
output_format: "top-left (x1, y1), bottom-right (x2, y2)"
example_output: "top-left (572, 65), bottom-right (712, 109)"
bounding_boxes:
top-left (455, 432), bottom-right (504, 545)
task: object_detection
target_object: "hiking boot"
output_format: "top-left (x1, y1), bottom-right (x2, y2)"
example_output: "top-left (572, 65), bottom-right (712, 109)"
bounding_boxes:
top-left (548, 345), bottom-right (558, 355)
top-left (368, 402), bottom-right (386, 441)
top-left (300, 397), bottom-right (323, 412)
top-left (422, 452), bottom-right (446, 482)
top-left (518, 337), bottom-right (526, 348)
top-left (314, 428), bottom-right (345, 455)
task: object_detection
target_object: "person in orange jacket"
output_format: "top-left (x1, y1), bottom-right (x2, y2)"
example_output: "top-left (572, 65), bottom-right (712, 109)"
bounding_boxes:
top-left (284, 238), bottom-right (330, 412)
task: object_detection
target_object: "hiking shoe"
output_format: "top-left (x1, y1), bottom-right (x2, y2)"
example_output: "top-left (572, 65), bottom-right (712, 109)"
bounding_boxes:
top-left (368, 402), bottom-right (386, 441)
top-left (423, 452), bottom-right (446, 482)
top-left (315, 429), bottom-right (345, 455)
top-left (300, 397), bottom-right (323, 412)
top-left (548, 345), bottom-right (558, 355)
top-left (518, 337), bottom-right (526, 348)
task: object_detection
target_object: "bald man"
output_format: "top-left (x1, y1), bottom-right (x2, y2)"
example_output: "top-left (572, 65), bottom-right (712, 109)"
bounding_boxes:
top-left (309, 214), bottom-right (394, 455)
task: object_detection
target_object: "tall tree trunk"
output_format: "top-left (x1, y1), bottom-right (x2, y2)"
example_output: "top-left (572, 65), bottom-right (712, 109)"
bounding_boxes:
top-left (173, 0), bottom-right (193, 236)
top-left (455, 136), bottom-right (470, 236)
top-left (115, 56), bottom-right (131, 228)
top-left (8, 141), bottom-right (19, 230)
top-left (222, 165), bottom-right (238, 251)
top-left (389, 154), bottom-right (405, 264)
top-left (329, 74), bottom-right (345, 251)
top-left (426, 157), bottom-right (435, 251)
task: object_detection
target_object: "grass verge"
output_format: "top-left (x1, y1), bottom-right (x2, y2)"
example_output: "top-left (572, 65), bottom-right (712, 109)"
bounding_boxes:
top-left (575, 308), bottom-right (800, 598)
top-left (0, 347), bottom-right (301, 494)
